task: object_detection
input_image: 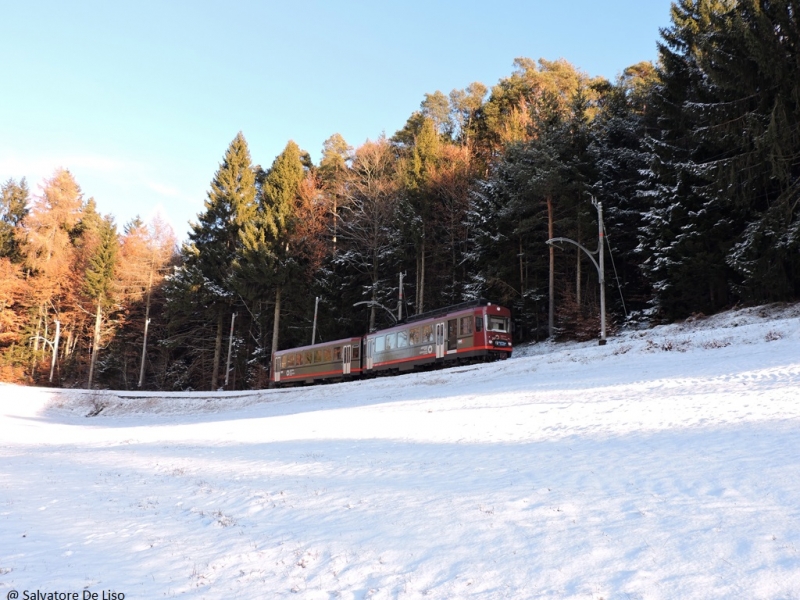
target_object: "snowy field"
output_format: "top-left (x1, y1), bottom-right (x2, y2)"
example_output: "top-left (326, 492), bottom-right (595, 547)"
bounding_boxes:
top-left (2, 305), bottom-right (800, 599)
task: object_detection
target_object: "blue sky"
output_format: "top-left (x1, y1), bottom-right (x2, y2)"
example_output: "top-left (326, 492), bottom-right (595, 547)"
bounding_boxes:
top-left (1, 1), bottom-right (673, 240)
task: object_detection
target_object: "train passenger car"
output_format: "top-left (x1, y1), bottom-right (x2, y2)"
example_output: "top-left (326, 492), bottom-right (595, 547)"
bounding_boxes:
top-left (363, 300), bottom-right (512, 374)
top-left (272, 337), bottom-right (362, 385)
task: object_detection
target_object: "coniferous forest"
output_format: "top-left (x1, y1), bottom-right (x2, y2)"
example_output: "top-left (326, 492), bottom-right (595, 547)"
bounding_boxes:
top-left (2, 1), bottom-right (800, 390)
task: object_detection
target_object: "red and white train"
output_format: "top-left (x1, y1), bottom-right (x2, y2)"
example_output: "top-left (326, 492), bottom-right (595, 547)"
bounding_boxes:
top-left (271, 300), bottom-right (512, 386)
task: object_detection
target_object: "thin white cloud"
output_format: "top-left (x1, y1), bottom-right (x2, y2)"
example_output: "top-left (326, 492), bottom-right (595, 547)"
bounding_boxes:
top-left (143, 180), bottom-right (184, 199)
top-left (64, 154), bottom-right (139, 173)
top-left (0, 152), bottom-right (199, 240)
top-left (0, 153), bottom-right (137, 175)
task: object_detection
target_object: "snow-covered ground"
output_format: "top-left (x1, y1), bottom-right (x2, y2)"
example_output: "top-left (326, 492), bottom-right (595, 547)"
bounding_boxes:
top-left (2, 304), bottom-right (800, 599)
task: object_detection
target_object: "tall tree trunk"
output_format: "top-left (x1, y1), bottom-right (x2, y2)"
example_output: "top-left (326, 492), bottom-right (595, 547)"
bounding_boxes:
top-left (88, 301), bottom-right (102, 388)
top-left (49, 320), bottom-right (60, 384)
top-left (63, 327), bottom-right (72, 359)
top-left (32, 307), bottom-right (44, 379)
top-left (271, 285), bottom-right (282, 366)
top-left (547, 196), bottom-right (554, 338)
top-left (138, 266), bottom-right (154, 388)
top-left (451, 219), bottom-right (458, 299)
top-left (415, 253), bottom-right (421, 311)
top-left (70, 328), bottom-right (79, 358)
top-left (211, 311), bottom-right (224, 390)
top-left (576, 231), bottom-right (582, 307)
top-left (519, 238), bottom-right (525, 299)
top-left (419, 237), bottom-right (426, 314)
top-left (369, 263), bottom-right (377, 331)
top-left (33, 307), bottom-right (43, 354)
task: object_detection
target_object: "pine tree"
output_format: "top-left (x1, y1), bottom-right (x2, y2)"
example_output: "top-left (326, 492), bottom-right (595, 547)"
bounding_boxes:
top-left (420, 91), bottom-right (453, 138)
top-left (637, 0), bottom-right (800, 317)
top-left (318, 133), bottom-right (352, 255)
top-left (185, 132), bottom-right (256, 389)
top-left (589, 62), bottom-right (658, 316)
top-left (235, 140), bottom-right (305, 379)
top-left (398, 117), bottom-right (440, 314)
top-left (467, 87), bottom-right (598, 340)
top-left (84, 215), bottom-right (118, 388)
top-left (449, 82), bottom-right (487, 146)
top-left (319, 133), bottom-right (352, 184)
top-left (638, 0), bottom-right (738, 318)
top-left (702, 0), bottom-right (800, 302)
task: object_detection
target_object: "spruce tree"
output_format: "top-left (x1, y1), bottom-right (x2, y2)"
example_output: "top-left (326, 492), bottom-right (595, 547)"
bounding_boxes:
top-left (640, 0), bottom-right (800, 316)
top-left (397, 117), bottom-right (439, 314)
top-left (235, 140), bottom-right (304, 378)
top-left (185, 132), bottom-right (256, 389)
top-left (85, 215), bottom-right (118, 388)
top-left (702, 0), bottom-right (800, 302)
top-left (638, 0), bottom-right (738, 318)
top-left (589, 62), bottom-right (658, 315)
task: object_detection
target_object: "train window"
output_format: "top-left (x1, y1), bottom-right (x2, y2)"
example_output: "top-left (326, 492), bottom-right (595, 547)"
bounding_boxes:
top-left (476, 317), bottom-right (483, 332)
top-left (488, 316), bottom-right (509, 332)
top-left (376, 336), bottom-right (385, 352)
top-left (304, 350), bottom-right (313, 365)
top-left (422, 325), bottom-right (433, 343)
top-left (459, 316), bottom-right (473, 336)
top-left (409, 327), bottom-right (420, 345)
top-left (448, 320), bottom-right (457, 338)
top-left (352, 344), bottom-right (360, 359)
top-left (323, 348), bottom-right (332, 362)
top-left (296, 352), bottom-right (304, 366)
top-left (314, 349), bottom-right (323, 363)
top-left (397, 330), bottom-right (408, 348)
top-left (285, 353), bottom-right (295, 367)
top-left (386, 333), bottom-right (396, 350)
top-left (333, 346), bottom-right (342, 361)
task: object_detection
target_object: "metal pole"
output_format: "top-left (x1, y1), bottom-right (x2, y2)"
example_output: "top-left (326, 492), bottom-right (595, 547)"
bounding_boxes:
top-left (224, 312), bottom-right (237, 388)
top-left (545, 198), bottom-right (608, 346)
top-left (595, 199), bottom-right (607, 345)
top-left (311, 296), bottom-right (319, 345)
top-left (49, 320), bottom-right (60, 383)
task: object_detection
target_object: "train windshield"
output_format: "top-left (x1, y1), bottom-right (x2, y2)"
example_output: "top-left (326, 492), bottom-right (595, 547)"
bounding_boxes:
top-left (487, 316), bottom-right (510, 332)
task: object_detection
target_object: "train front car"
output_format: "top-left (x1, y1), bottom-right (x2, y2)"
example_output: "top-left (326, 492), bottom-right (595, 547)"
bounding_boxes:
top-left (271, 337), bottom-right (362, 386)
top-left (363, 300), bottom-right (512, 375)
top-left (475, 302), bottom-right (513, 359)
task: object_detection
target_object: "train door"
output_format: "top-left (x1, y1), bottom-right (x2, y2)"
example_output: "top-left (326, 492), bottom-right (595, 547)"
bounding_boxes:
top-left (435, 322), bottom-right (446, 358)
top-left (274, 356), bottom-right (281, 383)
top-left (447, 319), bottom-right (458, 351)
top-left (342, 344), bottom-right (352, 375)
top-left (475, 310), bottom-right (485, 347)
top-left (366, 338), bottom-right (375, 370)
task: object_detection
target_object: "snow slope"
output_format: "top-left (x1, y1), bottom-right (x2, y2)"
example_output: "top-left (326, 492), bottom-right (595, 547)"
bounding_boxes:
top-left (1, 304), bottom-right (800, 599)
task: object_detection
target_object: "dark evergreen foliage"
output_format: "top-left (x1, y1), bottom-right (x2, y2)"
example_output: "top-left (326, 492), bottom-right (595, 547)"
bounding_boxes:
top-left (0, 178), bottom-right (29, 262)
top-left (641, 0), bottom-right (800, 317)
